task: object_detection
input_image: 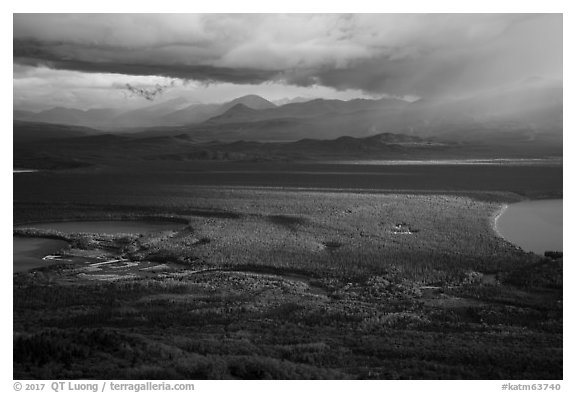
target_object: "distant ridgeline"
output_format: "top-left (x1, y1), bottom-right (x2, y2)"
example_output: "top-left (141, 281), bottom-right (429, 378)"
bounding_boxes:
top-left (14, 79), bottom-right (561, 142)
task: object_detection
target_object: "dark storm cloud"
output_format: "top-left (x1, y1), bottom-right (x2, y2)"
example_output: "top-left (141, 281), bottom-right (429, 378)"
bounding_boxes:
top-left (13, 14), bottom-right (562, 97)
top-left (14, 39), bottom-right (278, 85)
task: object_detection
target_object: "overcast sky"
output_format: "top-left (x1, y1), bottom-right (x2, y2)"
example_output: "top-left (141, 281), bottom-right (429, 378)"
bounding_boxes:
top-left (13, 13), bottom-right (562, 111)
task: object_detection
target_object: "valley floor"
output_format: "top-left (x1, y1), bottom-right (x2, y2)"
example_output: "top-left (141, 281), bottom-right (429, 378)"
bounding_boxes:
top-left (13, 185), bottom-right (562, 379)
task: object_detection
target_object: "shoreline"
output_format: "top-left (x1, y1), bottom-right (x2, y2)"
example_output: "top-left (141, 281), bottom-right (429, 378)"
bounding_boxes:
top-left (318, 157), bottom-right (563, 166)
top-left (492, 203), bottom-right (509, 239)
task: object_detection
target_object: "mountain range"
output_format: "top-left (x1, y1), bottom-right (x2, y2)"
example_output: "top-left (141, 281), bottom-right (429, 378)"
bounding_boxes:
top-left (14, 95), bottom-right (278, 130)
top-left (13, 78), bottom-right (562, 164)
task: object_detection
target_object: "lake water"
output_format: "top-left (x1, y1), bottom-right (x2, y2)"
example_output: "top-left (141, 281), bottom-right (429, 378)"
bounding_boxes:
top-left (14, 220), bottom-right (184, 272)
top-left (496, 199), bottom-right (562, 255)
top-left (16, 220), bottom-right (184, 234)
top-left (13, 237), bottom-right (69, 273)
